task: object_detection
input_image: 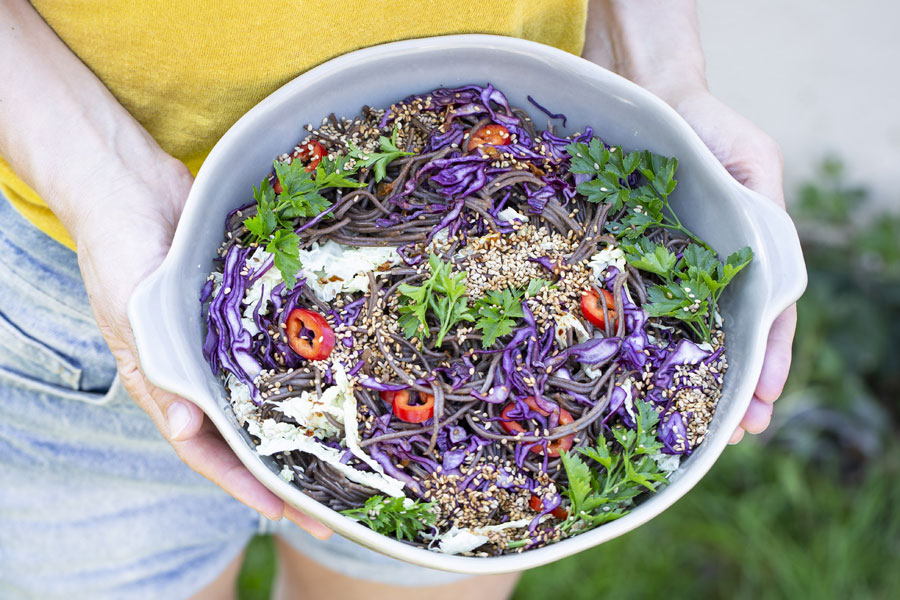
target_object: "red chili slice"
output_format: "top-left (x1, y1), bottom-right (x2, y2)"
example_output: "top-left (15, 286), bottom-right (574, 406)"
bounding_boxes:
top-left (529, 494), bottom-right (569, 520)
top-left (581, 289), bottom-right (618, 331)
top-left (291, 140), bottom-right (326, 171)
top-left (285, 308), bottom-right (335, 361)
top-left (466, 123), bottom-right (511, 152)
top-left (499, 396), bottom-right (575, 457)
top-left (272, 140), bottom-right (327, 194)
top-left (390, 390), bottom-right (435, 424)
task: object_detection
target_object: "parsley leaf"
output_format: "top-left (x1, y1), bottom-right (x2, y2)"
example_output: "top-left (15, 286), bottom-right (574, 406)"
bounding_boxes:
top-left (397, 254), bottom-right (473, 346)
top-left (472, 279), bottom-right (551, 348)
top-left (473, 288), bottom-right (525, 348)
top-left (622, 238), bottom-right (678, 277)
top-left (340, 495), bottom-right (436, 542)
top-left (267, 229), bottom-right (303, 291)
top-left (347, 126), bottom-right (414, 182)
top-left (272, 160), bottom-right (331, 218)
top-left (565, 141), bottom-right (711, 247)
top-left (314, 154), bottom-right (366, 189)
top-left (242, 151), bottom-right (366, 289)
top-left (525, 277), bottom-right (553, 297)
top-left (625, 238), bottom-right (753, 342)
top-left (559, 399), bottom-right (668, 532)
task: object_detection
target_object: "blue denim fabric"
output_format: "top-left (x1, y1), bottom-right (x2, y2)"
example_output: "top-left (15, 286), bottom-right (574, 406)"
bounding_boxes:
top-left (0, 195), bottom-right (463, 599)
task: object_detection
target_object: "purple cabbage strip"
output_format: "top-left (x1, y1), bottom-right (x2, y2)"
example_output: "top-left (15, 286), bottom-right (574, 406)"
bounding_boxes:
top-left (527, 95), bottom-right (567, 127)
top-left (659, 411), bottom-right (690, 455)
top-left (427, 122), bottom-right (464, 151)
top-left (367, 443), bottom-right (424, 496)
top-left (359, 378), bottom-right (409, 393)
top-left (203, 244), bottom-right (262, 400)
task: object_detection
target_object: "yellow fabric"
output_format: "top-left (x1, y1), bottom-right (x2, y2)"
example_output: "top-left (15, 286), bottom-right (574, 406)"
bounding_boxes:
top-left (3, 1), bottom-right (588, 251)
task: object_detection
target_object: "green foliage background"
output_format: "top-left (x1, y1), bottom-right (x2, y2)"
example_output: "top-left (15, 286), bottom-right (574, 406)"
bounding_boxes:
top-left (237, 161), bottom-right (900, 599)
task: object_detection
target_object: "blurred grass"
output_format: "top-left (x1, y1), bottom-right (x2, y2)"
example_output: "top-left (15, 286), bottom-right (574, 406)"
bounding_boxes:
top-left (238, 160), bottom-right (900, 599)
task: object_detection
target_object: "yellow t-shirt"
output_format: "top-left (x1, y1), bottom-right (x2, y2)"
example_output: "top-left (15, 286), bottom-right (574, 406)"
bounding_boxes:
top-left (1, 1), bottom-right (587, 251)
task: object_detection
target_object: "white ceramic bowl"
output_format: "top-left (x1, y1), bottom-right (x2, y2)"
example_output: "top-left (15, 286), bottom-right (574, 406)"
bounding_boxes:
top-left (129, 35), bottom-right (806, 574)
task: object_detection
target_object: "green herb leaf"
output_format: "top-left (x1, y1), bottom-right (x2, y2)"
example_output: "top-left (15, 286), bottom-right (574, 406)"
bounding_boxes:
top-left (340, 495), bottom-right (437, 542)
top-left (346, 126), bottom-right (414, 183)
top-left (397, 254), bottom-right (472, 346)
top-left (623, 240), bottom-right (678, 277)
top-left (559, 450), bottom-right (594, 516)
top-left (314, 155), bottom-right (366, 189)
top-left (473, 287), bottom-right (526, 348)
top-left (720, 246), bottom-right (754, 286)
top-left (525, 278), bottom-right (552, 297)
top-left (267, 229), bottom-right (303, 290)
top-left (559, 399), bottom-right (669, 534)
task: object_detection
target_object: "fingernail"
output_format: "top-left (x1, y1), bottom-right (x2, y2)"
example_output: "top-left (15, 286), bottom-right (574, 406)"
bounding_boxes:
top-left (166, 402), bottom-right (191, 439)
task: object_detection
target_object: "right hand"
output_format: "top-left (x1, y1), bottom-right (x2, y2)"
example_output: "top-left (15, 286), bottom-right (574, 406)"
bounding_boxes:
top-left (72, 154), bottom-right (332, 539)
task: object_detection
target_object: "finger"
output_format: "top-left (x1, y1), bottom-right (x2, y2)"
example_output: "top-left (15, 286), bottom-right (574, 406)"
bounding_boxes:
top-left (117, 354), bottom-right (207, 442)
top-left (284, 504), bottom-right (333, 541)
top-left (171, 420), bottom-right (286, 521)
top-left (732, 136), bottom-right (785, 208)
top-left (740, 396), bottom-right (773, 434)
top-left (147, 381), bottom-right (206, 441)
top-left (728, 427), bottom-right (745, 445)
top-left (755, 305), bottom-right (798, 404)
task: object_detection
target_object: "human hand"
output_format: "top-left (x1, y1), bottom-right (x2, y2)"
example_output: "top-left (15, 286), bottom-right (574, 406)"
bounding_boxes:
top-left (582, 0), bottom-right (798, 442)
top-left (663, 90), bottom-right (798, 443)
top-left (1, 0), bottom-right (330, 537)
top-left (72, 156), bottom-right (332, 538)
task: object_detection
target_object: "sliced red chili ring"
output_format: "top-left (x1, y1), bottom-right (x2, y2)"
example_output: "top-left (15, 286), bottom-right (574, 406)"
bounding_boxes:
top-left (466, 123), bottom-right (511, 152)
top-left (390, 390), bottom-right (435, 424)
top-left (581, 289), bottom-right (618, 331)
top-left (285, 308), bottom-right (335, 361)
top-left (499, 396), bottom-right (575, 457)
top-left (529, 494), bottom-right (569, 520)
top-left (291, 140), bottom-right (326, 171)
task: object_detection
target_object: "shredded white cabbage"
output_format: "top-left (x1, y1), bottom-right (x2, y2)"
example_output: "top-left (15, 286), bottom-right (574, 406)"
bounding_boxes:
top-left (240, 248), bottom-right (282, 335)
top-left (277, 386), bottom-right (344, 440)
top-left (428, 517), bottom-right (544, 555)
top-left (497, 206), bottom-right (528, 225)
top-left (297, 240), bottom-right (402, 301)
top-left (244, 365), bottom-right (407, 498)
top-left (225, 374), bottom-right (258, 426)
top-left (588, 246), bottom-right (626, 281)
top-left (249, 420), bottom-right (406, 497)
top-left (553, 313), bottom-right (591, 349)
top-left (279, 465), bottom-right (295, 482)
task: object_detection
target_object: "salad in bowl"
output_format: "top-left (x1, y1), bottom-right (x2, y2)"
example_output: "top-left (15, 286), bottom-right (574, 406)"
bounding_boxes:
top-left (201, 83), bottom-right (751, 556)
top-left (129, 35), bottom-right (805, 574)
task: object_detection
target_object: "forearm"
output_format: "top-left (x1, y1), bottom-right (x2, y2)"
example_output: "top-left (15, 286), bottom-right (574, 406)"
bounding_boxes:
top-left (584, 0), bottom-right (707, 102)
top-left (0, 0), bottom-right (185, 246)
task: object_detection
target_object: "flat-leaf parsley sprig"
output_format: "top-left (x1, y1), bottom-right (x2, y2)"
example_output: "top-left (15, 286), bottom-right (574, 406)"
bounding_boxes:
top-left (397, 254), bottom-right (473, 346)
top-left (472, 279), bottom-right (551, 348)
top-left (243, 134), bottom-right (410, 289)
top-left (559, 400), bottom-right (668, 532)
top-left (565, 139), bottom-right (707, 247)
top-left (340, 495), bottom-right (437, 542)
top-left (622, 238), bottom-right (753, 342)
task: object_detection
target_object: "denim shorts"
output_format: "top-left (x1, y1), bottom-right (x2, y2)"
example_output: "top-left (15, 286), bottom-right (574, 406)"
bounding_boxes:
top-left (0, 194), bottom-right (464, 599)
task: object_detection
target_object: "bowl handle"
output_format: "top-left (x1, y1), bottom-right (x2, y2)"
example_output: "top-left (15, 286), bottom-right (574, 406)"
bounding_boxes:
top-left (743, 189), bottom-right (808, 323)
top-left (127, 269), bottom-right (202, 406)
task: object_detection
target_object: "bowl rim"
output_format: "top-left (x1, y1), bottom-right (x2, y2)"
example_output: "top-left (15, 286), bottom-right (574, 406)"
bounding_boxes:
top-left (129, 33), bottom-right (806, 574)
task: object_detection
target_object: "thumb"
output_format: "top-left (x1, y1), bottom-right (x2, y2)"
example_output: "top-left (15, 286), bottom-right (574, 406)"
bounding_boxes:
top-left (163, 396), bottom-right (206, 441)
top-left (142, 373), bottom-right (207, 442)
